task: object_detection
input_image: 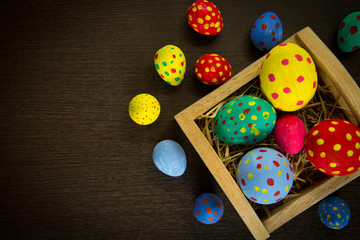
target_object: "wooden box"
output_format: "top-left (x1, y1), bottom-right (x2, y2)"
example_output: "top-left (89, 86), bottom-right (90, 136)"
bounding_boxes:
top-left (175, 27), bottom-right (360, 239)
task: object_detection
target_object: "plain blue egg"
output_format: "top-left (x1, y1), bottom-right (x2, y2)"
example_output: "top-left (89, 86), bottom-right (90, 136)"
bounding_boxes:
top-left (251, 12), bottom-right (283, 51)
top-left (152, 140), bottom-right (186, 177)
top-left (318, 196), bottom-right (350, 229)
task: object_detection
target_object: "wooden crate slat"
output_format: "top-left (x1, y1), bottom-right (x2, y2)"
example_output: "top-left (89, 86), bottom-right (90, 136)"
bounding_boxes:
top-left (262, 171), bottom-right (360, 233)
top-left (175, 112), bottom-right (270, 240)
top-left (296, 27), bottom-right (360, 124)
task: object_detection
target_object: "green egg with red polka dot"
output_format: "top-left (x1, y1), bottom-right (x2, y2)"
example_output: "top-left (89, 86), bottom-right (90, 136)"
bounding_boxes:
top-left (337, 11), bottom-right (360, 52)
top-left (154, 45), bottom-right (186, 86)
top-left (214, 96), bottom-right (277, 145)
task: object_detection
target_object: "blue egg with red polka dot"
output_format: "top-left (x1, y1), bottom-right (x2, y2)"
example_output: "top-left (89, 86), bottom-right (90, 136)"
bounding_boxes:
top-left (193, 193), bottom-right (224, 224)
top-left (236, 147), bottom-right (293, 205)
top-left (318, 196), bottom-right (350, 229)
top-left (251, 12), bottom-right (283, 51)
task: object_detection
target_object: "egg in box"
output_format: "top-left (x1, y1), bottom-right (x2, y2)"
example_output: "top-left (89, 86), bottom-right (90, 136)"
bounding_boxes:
top-left (214, 96), bottom-right (276, 145)
top-left (260, 42), bottom-right (317, 112)
top-left (236, 147), bottom-right (293, 205)
top-left (273, 114), bottom-right (306, 154)
top-left (154, 45), bottom-right (186, 86)
top-left (304, 119), bottom-right (360, 176)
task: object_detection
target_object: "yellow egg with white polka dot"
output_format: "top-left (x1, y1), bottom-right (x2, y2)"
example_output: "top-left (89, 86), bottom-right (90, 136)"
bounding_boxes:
top-left (128, 93), bottom-right (160, 125)
top-left (154, 45), bottom-right (186, 86)
top-left (260, 42), bottom-right (317, 111)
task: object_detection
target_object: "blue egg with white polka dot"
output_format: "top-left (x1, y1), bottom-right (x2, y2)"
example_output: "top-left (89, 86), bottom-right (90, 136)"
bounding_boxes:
top-left (318, 196), bottom-right (350, 229)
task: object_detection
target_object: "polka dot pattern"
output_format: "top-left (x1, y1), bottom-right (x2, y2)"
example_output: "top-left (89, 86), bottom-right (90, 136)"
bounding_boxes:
top-left (260, 43), bottom-right (318, 111)
top-left (337, 11), bottom-right (360, 52)
top-left (214, 96), bottom-right (277, 145)
top-left (318, 196), bottom-right (350, 229)
top-left (305, 119), bottom-right (360, 176)
top-left (236, 148), bottom-right (293, 205)
top-left (251, 12), bottom-right (283, 51)
top-left (128, 93), bottom-right (160, 125)
top-left (195, 54), bottom-right (232, 85)
top-left (187, 0), bottom-right (223, 35)
top-left (193, 193), bottom-right (224, 224)
top-left (154, 45), bottom-right (186, 86)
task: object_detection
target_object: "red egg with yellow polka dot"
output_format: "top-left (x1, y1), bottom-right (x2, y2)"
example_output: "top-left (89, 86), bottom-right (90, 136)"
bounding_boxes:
top-left (187, 0), bottom-right (223, 35)
top-left (195, 54), bottom-right (232, 85)
top-left (304, 119), bottom-right (360, 176)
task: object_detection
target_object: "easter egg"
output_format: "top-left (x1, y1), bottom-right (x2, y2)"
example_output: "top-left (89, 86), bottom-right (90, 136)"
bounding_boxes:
top-left (337, 11), bottom-right (360, 52)
top-left (152, 140), bottom-right (187, 177)
top-left (318, 196), bottom-right (350, 229)
top-left (273, 114), bottom-right (306, 154)
top-left (214, 96), bottom-right (277, 145)
top-left (251, 12), bottom-right (283, 51)
top-left (236, 147), bottom-right (293, 205)
top-left (193, 193), bottom-right (224, 224)
top-left (128, 93), bottom-right (160, 125)
top-left (260, 43), bottom-right (318, 111)
top-left (187, 0), bottom-right (223, 35)
top-left (304, 119), bottom-right (360, 176)
top-left (154, 45), bottom-right (186, 86)
top-left (195, 54), bottom-right (232, 85)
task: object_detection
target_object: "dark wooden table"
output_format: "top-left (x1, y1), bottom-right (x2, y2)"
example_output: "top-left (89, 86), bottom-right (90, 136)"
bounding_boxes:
top-left (1, 1), bottom-right (359, 239)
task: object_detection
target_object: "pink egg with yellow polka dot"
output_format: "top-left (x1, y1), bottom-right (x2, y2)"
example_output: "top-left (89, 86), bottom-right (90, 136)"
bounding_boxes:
top-left (305, 119), bottom-right (360, 176)
top-left (236, 147), bottom-right (293, 205)
top-left (260, 43), bottom-right (317, 111)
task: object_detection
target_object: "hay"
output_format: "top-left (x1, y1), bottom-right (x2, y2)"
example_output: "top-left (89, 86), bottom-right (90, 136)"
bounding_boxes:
top-left (195, 77), bottom-right (351, 218)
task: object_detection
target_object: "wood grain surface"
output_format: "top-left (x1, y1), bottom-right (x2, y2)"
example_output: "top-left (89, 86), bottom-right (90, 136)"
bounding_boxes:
top-left (0, 1), bottom-right (359, 239)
